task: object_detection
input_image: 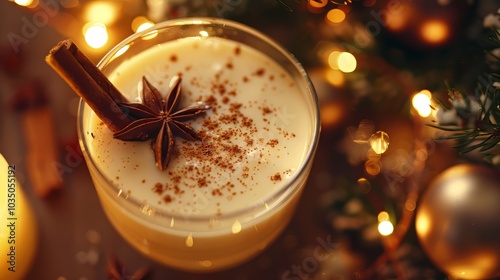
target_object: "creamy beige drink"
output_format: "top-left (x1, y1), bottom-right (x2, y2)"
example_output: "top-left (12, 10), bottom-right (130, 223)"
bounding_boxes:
top-left (78, 18), bottom-right (319, 272)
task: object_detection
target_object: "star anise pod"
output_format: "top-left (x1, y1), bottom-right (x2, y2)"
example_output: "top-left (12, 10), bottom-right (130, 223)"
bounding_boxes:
top-left (113, 76), bottom-right (208, 170)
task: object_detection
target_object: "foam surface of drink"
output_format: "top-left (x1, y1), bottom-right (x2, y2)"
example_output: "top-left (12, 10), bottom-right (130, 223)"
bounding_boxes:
top-left (85, 37), bottom-right (312, 218)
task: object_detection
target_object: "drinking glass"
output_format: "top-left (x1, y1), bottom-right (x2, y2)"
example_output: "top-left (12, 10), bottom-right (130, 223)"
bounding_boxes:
top-left (77, 17), bottom-right (320, 272)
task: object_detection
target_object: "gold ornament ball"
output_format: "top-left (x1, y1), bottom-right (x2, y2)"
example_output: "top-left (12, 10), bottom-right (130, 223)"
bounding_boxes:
top-left (416, 164), bottom-right (500, 279)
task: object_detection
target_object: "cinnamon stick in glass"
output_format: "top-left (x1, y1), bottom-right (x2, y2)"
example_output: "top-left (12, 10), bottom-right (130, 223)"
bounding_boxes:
top-left (45, 39), bottom-right (132, 132)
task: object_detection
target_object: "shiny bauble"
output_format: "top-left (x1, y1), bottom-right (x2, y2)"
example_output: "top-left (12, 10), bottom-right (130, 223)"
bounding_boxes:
top-left (415, 164), bottom-right (500, 279)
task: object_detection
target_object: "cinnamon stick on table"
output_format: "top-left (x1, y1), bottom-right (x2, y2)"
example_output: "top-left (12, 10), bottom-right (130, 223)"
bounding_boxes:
top-left (45, 39), bottom-right (132, 132)
top-left (11, 81), bottom-right (61, 197)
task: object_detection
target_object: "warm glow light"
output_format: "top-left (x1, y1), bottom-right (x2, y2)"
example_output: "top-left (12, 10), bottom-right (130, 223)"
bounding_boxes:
top-left (378, 220), bottom-right (394, 236)
top-left (309, 0), bottom-right (328, 8)
top-left (85, 1), bottom-right (118, 25)
top-left (386, 2), bottom-right (410, 31)
top-left (84, 23), bottom-right (108, 49)
top-left (357, 178), bottom-right (371, 194)
top-left (199, 30), bottom-right (209, 37)
top-left (328, 51), bottom-right (341, 70)
top-left (321, 102), bottom-right (344, 127)
top-left (132, 16), bottom-right (149, 32)
top-left (325, 69), bottom-right (345, 87)
top-left (420, 20), bottom-right (449, 44)
top-left (369, 131), bottom-right (389, 154)
top-left (365, 160), bottom-right (381, 176)
top-left (378, 211), bottom-right (390, 222)
top-left (338, 52), bottom-right (357, 73)
top-left (405, 198), bottom-right (417, 211)
top-left (416, 211), bottom-right (431, 236)
top-left (412, 90), bottom-right (432, 117)
top-left (326, 9), bottom-right (346, 23)
top-left (14, 0), bottom-right (34, 6)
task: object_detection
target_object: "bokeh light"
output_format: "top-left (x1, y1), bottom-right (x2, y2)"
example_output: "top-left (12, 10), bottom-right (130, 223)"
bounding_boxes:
top-left (378, 211), bottom-right (390, 222)
top-left (365, 160), bottom-right (381, 176)
top-left (325, 69), bottom-right (345, 87)
top-left (420, 20), bottom-right (449, 44)
top-left (412, 90), bottom-right (432, 117)
top-left (132, 16), bottom-right (149, 32)
top-left (321, 102), bottom-right (344, 127)
top-left (326, 9), bottom-right (346, 24)
top-left (338, 52), bottom-right (357, 73)
top-left (378, 220), bottom-right (394, 236)
top-left (369, 131), bottom-right (389, 154)
top-left (83, 23), bottom-right (108, 49)
top-left (309, 0), bottom-right (328, 8)
top-left (85, 1), bottom-right (118, 25)
top-left (328, 51), bottom-right (341, 70)
top-left (14, 0), bottom-right (34, 6)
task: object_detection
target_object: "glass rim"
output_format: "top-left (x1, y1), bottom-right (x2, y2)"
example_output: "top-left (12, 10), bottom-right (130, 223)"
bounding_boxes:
top-left (77, 17), bottom-right (321, 224)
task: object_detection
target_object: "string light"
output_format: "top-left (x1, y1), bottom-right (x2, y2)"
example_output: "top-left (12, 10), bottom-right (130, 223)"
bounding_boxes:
top-left (420, 20), bottom-right (449, 44)
top-left (325, 69), bottom-right (345, 87)
top-left (378, 220), bottom-right (394, 236)
top-left (365, 160), bottom-right (381, 176)
top-left (13, 0), bottom-right (34, 7)
top-left (377, 211), bottom-right (394, 236)
top-left (83, 23), bottom-right (108, 49)
top-left (84, 1), bottom-right (118, 25)
top-left (338, 52), bottom-right (357, 73)
top-left (378, 211), bottom-right (390, 222)
top-left (369, 131), bottom-right (389, 154)
top-left (328, 51), bottom-right (341, 70)
top-left (412, 89), bottom-right (432, 117)
top-left (326, 9), bottom-right (346, 24)
top-left (309, 0), bottom-right (328, 8)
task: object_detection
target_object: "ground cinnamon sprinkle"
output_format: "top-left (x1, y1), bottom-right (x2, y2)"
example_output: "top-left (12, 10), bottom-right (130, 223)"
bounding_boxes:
top-left (261, 106), bottom-right (273, 115)
top-left (153, 182), bottom-right (163, 195)
top-left (267, 139), bottom-right (279, 147)
top-left (141, 55), bottom-right (299, 215)
top-left (163, 194), bottom-right (173, 203)
top-left (271, 173), bottom-right (282, 182)
top-left (254, 68), bottom-right (265, 76)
